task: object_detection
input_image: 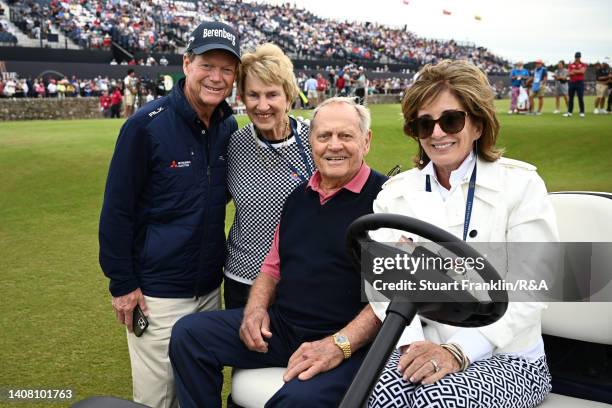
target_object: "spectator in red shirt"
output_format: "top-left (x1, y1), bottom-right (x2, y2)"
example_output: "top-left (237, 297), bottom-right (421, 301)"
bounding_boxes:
top-left (109, 87), bottom-right (123, 118)
top-left (316, 73), bottom-right (328, 104)
top-left (563, 51), bottom-right (587, 117)
top-left (99, 90), bottom-right (112, 118)
top-left (336, 74), bottom-right (346, 96)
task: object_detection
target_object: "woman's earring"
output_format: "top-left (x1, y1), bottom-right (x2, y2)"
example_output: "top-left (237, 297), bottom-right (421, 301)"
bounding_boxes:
top-left (418, 149), bottom-right (424, 165)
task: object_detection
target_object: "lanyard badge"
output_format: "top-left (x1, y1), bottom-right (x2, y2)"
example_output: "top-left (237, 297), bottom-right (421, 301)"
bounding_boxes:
top-left (425, 161), bottom-right (477, 242)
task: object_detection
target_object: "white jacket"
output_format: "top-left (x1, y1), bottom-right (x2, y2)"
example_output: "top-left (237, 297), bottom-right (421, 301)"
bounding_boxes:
top-left (370, 156), bottom-right (559, 358)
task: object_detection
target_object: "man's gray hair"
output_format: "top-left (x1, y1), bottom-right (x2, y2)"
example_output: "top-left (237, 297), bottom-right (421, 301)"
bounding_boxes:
top-left (310, 97), bottom-right (371, 135)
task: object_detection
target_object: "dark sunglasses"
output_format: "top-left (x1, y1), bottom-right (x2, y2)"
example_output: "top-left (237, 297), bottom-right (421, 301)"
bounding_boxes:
top-left (408, 110), bottom-right (468, 139)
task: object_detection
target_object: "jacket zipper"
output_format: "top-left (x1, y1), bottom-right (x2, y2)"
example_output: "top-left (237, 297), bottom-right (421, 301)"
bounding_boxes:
top-left (206, 131), bottom-right (211, 184)
top-left (196, 126), bottom-right (213, 298)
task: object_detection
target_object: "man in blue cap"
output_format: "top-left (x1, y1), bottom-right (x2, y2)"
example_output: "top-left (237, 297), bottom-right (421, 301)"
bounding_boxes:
top-left (99, 20), bottom-right (240, 408)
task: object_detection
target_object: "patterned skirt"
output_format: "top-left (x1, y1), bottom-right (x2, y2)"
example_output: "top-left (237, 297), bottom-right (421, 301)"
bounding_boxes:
top-left (369, 349), bottom-right (551, 408)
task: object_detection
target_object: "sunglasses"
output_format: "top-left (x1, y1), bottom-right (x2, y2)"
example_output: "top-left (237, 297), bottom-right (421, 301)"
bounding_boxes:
top-left (408, 110), bottom-right (468, 139)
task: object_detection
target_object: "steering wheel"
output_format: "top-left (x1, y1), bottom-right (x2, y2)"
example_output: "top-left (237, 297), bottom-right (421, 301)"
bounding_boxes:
top-left (340, 213), bottom-right (508, 408)
top-left (347, 213), bottom-right (508, 325)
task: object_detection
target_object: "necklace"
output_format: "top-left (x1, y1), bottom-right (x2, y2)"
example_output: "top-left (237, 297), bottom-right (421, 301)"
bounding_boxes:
top-left (253, 116), bottom-right (291, 168)
top-left (255, 117), bottom-right (290, 144)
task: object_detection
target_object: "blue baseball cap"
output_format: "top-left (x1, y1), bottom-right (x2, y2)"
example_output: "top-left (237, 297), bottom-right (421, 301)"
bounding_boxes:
top-left (186, 21), bottom-right (240, 60)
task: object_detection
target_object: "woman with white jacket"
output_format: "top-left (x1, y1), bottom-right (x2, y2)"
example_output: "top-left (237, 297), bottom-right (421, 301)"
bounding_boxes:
top-left (368, 60), bottom-right (559, 408)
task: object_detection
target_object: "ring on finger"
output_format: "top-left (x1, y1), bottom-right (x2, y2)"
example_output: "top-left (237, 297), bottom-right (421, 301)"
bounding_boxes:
top-left (430, 359), bottom-right (440, 373)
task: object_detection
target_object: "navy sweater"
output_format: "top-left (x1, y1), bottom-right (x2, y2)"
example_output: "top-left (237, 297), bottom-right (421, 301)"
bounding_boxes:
top-left (274, 170), bottom-right (387, 334)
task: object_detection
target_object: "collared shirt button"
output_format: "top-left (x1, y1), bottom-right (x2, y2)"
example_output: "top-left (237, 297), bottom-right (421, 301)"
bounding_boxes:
top-left (201, 130), bottom-right (206, 135)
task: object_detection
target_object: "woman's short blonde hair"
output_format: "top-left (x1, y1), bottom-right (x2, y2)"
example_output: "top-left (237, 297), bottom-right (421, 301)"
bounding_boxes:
top-left (237, 43), bottom-right (299, 106)
top-left (401, 59), bottom-right (502, 168)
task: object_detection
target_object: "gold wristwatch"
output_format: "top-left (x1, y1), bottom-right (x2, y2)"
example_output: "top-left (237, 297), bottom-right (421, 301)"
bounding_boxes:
top-left (332, 332), bottom-right (352, 359)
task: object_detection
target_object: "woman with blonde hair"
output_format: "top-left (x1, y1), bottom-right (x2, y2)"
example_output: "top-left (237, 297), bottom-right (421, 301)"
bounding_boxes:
top-left (224, 43), bottom-right (314, 308)
top-left (369, 60), bottom-right (558, 407)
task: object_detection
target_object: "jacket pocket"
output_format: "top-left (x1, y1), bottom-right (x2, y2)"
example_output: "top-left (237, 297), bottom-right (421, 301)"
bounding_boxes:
top-left (141, 223), bottom-right (198, 277)
top-left (160, 165), bottom-right (196, 193)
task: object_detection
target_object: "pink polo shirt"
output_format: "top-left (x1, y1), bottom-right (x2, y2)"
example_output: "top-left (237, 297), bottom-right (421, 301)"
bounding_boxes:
top-left (260, 163), bottom-right (372, 280)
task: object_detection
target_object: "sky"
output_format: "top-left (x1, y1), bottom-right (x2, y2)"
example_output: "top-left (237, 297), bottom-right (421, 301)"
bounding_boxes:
top-left (255, 0), bottom-right (611, 64)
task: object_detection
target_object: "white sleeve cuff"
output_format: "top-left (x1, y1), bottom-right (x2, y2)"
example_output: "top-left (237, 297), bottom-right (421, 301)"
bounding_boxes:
top-left (446, 328), bottom-right (495, 363)
top-left (395, 315), bottom-right (425, 349)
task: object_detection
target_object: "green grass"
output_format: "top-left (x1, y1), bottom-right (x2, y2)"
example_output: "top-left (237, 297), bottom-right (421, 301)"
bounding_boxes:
top-left (0, 96), bottom-right (610, 407)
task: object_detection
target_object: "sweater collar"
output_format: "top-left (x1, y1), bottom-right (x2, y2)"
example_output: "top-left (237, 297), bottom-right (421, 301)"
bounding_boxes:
top-left (307, 163), bottom-right (371, 204)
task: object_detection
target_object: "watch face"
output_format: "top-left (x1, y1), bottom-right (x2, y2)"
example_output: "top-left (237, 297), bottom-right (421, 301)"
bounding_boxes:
top-left (336, 334), bottom-right (348, 343)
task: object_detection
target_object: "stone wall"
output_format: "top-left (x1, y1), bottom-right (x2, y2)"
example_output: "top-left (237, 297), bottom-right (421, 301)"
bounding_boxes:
top-left (1, 94), bottom-right (403, 122)
top-left (0, 97), bottom-right (102, 121)
top-left (365, 94), bottom-right (402, 104)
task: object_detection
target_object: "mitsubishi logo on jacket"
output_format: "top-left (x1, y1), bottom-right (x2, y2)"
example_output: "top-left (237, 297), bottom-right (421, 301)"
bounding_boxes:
top-left (169, 160), bottom-right (191, 168)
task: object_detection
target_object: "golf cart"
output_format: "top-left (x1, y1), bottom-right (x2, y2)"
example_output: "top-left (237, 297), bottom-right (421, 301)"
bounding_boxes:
top-left (230, 192), bottom-right (612, 408)
top-left (72, 192), bottom-right (612, 407)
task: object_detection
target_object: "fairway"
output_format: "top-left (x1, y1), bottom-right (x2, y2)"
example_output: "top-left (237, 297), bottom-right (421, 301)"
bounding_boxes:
top-left (0, 97), bottom-right (611, 407)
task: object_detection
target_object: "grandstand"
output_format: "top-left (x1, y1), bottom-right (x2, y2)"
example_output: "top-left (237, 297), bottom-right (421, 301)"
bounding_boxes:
top-left (0, 2), bottom-right (18, 44)
top-left (0, 21), bottom-right (18, 45)
top-left (0, 0), bottom-right (524, 116)
top-left (0, 0), bottom-right (603, 119)
top-left (1, 0), bottom-right (510, 74)
top-left (1, 0), bottom-right (79, 48)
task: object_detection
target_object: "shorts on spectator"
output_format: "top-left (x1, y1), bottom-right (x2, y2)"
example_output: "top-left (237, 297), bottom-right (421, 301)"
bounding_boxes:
top-left (124, 92), bottom-right (135, 106)
top-left (307, 90), bottom-right (318, 100)
top-left (596, 83), bottom-right (608, 98)
top-left (532, 87), bottom-right (545, 98)
top-left (555, 83), bottom-right (568, 97)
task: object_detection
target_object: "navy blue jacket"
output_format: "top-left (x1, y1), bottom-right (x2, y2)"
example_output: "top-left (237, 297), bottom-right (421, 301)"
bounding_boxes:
top-left (99, 78), bottom-right (237, 298)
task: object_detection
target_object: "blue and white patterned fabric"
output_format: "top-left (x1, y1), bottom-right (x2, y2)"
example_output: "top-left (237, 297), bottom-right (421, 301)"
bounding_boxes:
top-left (369, 349), bottom-right (551, 408)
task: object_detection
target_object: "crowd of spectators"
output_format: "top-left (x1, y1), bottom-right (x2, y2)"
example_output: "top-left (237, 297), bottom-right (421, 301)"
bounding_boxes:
top-left (0, 72), bottom-right (171, 100)
top-left (1, 74), bottom-right (115, 98)
top-left (368, 77), bottom-right (410, 95)
top-left (191, 0), bottom-right (509, 73)
top-left (109, 55), bottom-right (169, 66)
top-left (296, 64), bottom-right (409, 101)
top-left (260, 6), bottom-right (509, 74)
top-left (6, 0), bottom-right (54, 41)
top-left (0, 71), bottom-right (179, 119)
top-left (0, 19), bottom-right (18, 44)
top-left (6, 0), bottom-right (511, 73)
top-left (1, 3), bottom-right (17, 44)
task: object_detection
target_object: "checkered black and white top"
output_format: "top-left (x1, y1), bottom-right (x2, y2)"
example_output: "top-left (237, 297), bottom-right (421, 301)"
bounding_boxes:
top-left (225, 118), bottom-right (314, 284)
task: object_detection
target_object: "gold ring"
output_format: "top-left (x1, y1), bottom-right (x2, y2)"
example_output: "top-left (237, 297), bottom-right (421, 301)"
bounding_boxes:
top-left (430, 359), bottom-right (440, 373)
